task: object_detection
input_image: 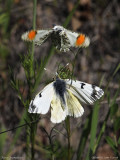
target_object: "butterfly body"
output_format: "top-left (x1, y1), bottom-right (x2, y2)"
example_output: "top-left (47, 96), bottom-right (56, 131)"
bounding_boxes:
top-left (21, 25), bottom-right (90, 52)
top-left (53, 78), bottom-right (66, 105)
top-left (28, 78), bottom-right (104, 123)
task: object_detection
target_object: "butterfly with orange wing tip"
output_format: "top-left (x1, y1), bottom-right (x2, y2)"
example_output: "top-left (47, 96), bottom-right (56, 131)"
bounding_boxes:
top-left (21, 25), bottom-right (90, 52)
top-left (28, 77), bottom-right (104, 123)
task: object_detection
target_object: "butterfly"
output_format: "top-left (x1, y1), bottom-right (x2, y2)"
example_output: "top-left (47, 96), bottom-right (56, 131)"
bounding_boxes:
top-left (28, 77), bottom-right (104, 123)
top-left (21, 25), bottom-right (90, 52)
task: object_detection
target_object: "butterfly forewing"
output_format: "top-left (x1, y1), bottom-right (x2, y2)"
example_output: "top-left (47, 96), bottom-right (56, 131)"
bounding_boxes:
top-left (28, 83), bottom-right (54, 114)
top-left (21, 25), bottom-right (90, 51)
top-left (65, 80), bottom-right (104, 105)
top-left (34, 30), bottom-right (53, 45)
top-left (21, 29), bottom-right (52, 46)
top-left (65, 30), bottom-right (79, 46)
top-left (65, 30), bottom-right (90, 48)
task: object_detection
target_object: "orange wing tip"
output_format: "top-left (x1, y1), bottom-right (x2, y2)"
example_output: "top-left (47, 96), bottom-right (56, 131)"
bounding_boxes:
top-left (75, 34), bottom-right (90, 47)
top-left (21, 30), bottom-right (37, 41)
top-left (28, 30), bottom-right (37, 40)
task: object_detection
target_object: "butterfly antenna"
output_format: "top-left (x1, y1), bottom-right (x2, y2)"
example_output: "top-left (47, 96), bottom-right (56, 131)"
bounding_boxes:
top-left (55, 72), bottom-right (60, 79)
top-left (44, 68), bottom-right (56, 80)
top-left (44, 68), bottom-right (54, 75)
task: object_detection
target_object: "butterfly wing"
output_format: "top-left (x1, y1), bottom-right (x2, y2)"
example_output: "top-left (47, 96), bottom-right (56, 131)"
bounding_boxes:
top-left (65, 80), bottom-right (104, 105)
top-left (51, 31), bottom-right (70, 52)
top-left (65, 29), bottom-right (90, 48)
top-left (65, 89), bottom-right (84, 117)
top-left (59, 31), bottom-right (71, 52)
top-left (21, 29), bottom-right (53, 46)
top-left (51, 91), bottom-right (67, 123)
top-left (65, 30), bottom-right (78, 47)
top-left (28, 82), bottom-right (54, 114)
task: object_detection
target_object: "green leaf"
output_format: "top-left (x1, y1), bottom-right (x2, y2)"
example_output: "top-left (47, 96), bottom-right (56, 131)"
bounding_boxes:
top-left (86, 102), bottom-right (100, 160)
top-left (113, 63), bottom-right (120, 76)
top-left (93, 109), bottom-right (110, 154)
top-left (106, 136), bottom-right (117, 152)
top-left (63, 0), bottom-right (80, 27)
top-left (76, 113), bottom-right (92, 160)
top-left (0, 126), bottom-right (7, 157)
top-left (107, 92), bottom-right (110, 105)
top-left (118, 137), bottom-right (120, 145)
top-left (114, 117), bottom-right (120, 132)
top-left (110, 103), bottom-right (118, 118)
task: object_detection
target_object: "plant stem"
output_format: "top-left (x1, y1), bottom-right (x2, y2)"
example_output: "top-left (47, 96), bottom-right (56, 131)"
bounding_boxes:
top-left (52, 155), bottom-right (55, 160)
top-left (65, 116), bottom-right (71, 160)
top-left (63, 0), bottom-right (80, 27)
top-left (31, 0), bottom-right (37, 60)
top-left (30, 117), bottom-right (37, 160)
top-left (28, 0), bottom-right (37, 160)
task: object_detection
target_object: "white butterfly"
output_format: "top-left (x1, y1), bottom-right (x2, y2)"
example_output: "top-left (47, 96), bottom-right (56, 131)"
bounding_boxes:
top-left (28, 78), bottom-right (104, 123)
top-left (21, 25), bottom-right (90, 52)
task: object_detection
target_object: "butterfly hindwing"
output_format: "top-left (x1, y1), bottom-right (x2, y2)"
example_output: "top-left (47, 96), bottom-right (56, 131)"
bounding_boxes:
top-left (65, 89), bottom-right (84, 117)
top-left (51, 91), bottom-right (67, 123)
top-left (60, 31), bottom-right (71, 52)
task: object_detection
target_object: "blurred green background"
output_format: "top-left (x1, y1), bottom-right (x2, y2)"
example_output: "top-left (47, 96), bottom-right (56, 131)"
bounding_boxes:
top-left (0, 0), bottom-right (120, 160)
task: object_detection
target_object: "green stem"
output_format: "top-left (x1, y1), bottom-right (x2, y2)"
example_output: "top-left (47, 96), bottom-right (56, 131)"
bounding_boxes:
top-left (65, 116), bottom-right (71, 160)
top-left (52, 155), bottom-right (55, 160)
top-left (27, 0), bottom-right (37, 160)
top-left (30, 0), bottom-right (37, 79)
top-left (63, 0), bottom-right (80, 27)
top-left (26, 124), bottom-right (30, 160)
top-left (31, 0), bottom-right (37, 60)
top-left (71, 48), bottom-right (81, 79)
top-left (30, 117), bottom-right (37, 160)
top-left (33, 0), bottom-right (37, 30)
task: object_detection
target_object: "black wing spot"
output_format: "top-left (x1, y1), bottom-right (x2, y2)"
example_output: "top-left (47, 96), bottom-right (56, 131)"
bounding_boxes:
top-left (91, 90), bottom-right (97, 100)
top-left (80, 83), bottom-right (85, 89)
top-left (31, 105), bottom-right (36, 112)
top-left (92, 85), bottom-right (96, 89)
top-left (91, 85), bottom-right (98, 100)
top-left (39, 92), bottom-right (42, 97)
top-left (31, 101), bottom-right (36, 112)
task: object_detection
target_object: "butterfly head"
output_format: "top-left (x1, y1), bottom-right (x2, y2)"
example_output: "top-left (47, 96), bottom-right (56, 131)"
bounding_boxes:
top-left (53, 25), bottom-right (64, 34)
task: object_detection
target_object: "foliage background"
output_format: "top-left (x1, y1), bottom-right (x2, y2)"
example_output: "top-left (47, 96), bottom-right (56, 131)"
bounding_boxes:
top-left (0, 0), bottom-right (120, 160)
